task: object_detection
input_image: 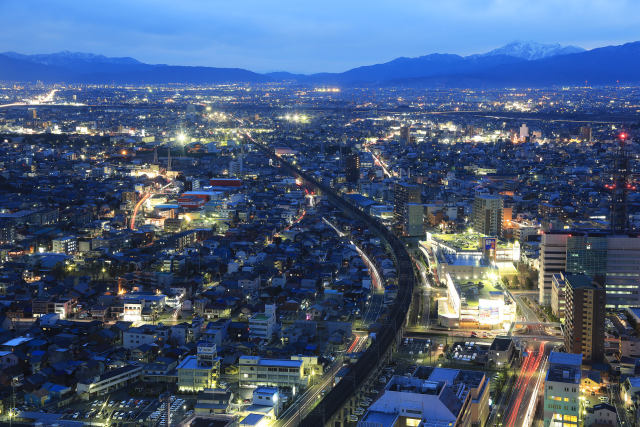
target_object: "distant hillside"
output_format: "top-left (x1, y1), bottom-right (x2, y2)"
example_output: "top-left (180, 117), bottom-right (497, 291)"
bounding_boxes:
top-left (0, 51), bottom-right (268, 84)
top-left (387, 41), bottom-right (640, 87)
top-left (1, 41), bottom-right (640, 87)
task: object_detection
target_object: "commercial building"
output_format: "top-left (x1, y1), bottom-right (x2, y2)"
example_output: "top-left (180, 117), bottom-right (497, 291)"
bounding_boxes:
top-left (76, 365), bottom-right (143, 400)
top-left (543, 352), bottom-right (582, 427)
top-left (345, 151), bottom-right (360, 184)
top-left (400, 125), bottom-right (411, 144)
top-left (488, 337), bottom-right (514, 367)
top-left (538, 232), bottom-right (570, 305)
top-left (551, 273), bottom-right (567, 321)
top-left (177, 343), bottom-right (221, 392)
top-left (52, 236), bottom-right (77, 254)
top-left (472, 194), bottom-right (503, 237)
top-left (238, 356), bottom-right (307, 390)
top-left (563, 274), bottom-right (606, 363)
top-left (32, 298), bottom-right (73, 320)
top-left (404, 203), bottom-right (424, 237)
top-left (123, 325), bottom-right (169, 350)
top-left (584, 403), bottom-right (617, 426)
top-left (358, 367), bottom-right (489, 427)
top-left (438, 272), bottom-right (515, 329)
top-left (539, 232), bottom-right (640, 308)
top-left (393, 183), bottom-right (421, 224)
top-left (249, 304), bottom-right (277, 341)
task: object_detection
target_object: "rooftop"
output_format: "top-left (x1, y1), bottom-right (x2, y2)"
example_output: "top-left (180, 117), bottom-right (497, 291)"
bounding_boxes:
top-left (1, 337), bottom-right (33, 347)
top-left (549, 351), bottom-right (582, 367)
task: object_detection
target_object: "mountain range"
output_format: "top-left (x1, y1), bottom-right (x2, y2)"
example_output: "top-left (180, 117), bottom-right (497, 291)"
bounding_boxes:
top-left (1, 41), bottom-right (639, 87)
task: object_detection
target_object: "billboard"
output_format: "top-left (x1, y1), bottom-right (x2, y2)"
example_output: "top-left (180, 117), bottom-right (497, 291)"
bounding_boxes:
top-left (484, 237), bottom-right (497, 251)
top-left (478, 298), bottom-right (502, 325)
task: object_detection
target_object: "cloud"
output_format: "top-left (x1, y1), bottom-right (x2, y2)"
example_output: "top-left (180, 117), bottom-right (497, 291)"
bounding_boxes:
top-left (0, 0), bottom-right (638, 72)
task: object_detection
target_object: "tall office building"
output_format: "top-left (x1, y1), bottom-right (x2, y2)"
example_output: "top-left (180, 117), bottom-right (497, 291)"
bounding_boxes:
top-left (345, 151), bottom-right (360, 184)
top-left (404, 203), bottom-right (424, 237)
top-left (472, 195), bottom-right (503, 237)
top-left (543, 352), bottom-right (582, 427)
top-left (400, 125), bottom-right (411, 144)
top-left (519, 123), bottom-right (529, 141)
top-left (394, 183), bottom-right (421, 224)
top-left (538, 232), bottom-right (570, 305)
top-left (562, 274), bottom-right (606, 363)
top-left (579, 126), bottom-right (592, 142)
top-left (604, 235), bottom-right (640, 308)
top-left (539, 232), bottom-right (640, 308)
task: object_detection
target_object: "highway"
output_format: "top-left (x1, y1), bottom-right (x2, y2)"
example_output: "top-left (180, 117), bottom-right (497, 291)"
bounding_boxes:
top-left (0, 89), bottom-right (58, 108)
top-left (502, 341), bottom-right (553, 427)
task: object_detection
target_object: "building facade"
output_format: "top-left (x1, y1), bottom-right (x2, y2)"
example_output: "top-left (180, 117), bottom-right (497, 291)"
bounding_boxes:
top-left (543, 352), bottom-right (582, 427)
top-left (238, 356), bottom-right (307, 390)
top-left (538, 232), bottom-right (569, 305)
top-left (563, 274), bottom-right (606, 363)
top-left (472, 195), bottom-right (503, 237)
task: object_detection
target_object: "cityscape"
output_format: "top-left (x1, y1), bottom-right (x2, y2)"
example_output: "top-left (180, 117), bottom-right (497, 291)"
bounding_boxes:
top-left (0, 2), bottom-right (640, 427)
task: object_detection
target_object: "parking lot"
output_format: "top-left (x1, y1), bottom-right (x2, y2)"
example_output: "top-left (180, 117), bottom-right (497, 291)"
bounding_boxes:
top-left (53, 393), bottom-right (194, 426)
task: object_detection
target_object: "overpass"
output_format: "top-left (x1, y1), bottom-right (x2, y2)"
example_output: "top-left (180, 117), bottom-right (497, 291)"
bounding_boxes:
top-left (243, 133), bottom-right (417, 427)
top-left (512, 321), bottom-right (562, 328)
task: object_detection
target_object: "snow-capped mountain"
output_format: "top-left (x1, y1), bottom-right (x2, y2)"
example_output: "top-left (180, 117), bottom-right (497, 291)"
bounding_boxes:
top-left (478, 41), bottom-right (585, 60)
top-left (1, 50), bottom-right (142, 66)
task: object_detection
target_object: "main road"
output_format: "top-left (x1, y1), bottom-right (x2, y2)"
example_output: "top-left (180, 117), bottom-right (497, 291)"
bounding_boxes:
top-left (500, 341), bottom-right (553, 427)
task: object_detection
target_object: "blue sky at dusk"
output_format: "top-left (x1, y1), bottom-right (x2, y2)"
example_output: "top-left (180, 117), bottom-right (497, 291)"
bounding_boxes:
top-left (1, 0), bottom-right (639, 73)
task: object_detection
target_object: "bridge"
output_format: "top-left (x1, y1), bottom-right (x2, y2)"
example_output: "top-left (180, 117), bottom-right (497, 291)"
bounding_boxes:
top-left (512, 321), bottom-right (562, 328)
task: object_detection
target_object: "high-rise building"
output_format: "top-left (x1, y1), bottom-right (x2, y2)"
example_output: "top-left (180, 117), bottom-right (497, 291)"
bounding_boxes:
top-left (603, 235), bottom-right (640, 308)
top-left (562, 274), bottom-right (606, 362)
top-left (394, 183), bottom-right (421, 224)
top-left (404, 203), bottom-right (424, 237)
top-left (229, 156), bottom-right (243, 177)
top-left (538, 232), bottom-right (570, 305)
top-left (472, 195), bottom-right (503, 237)
top-left (519, 123), bottom-right (529, 141)
top-left (579, 126), bottom-right (592, 142)
top-left (551, 273), bottom-right (567, 321)
top-left (400, 125), bottom-right (411, 144)
top-left (565, 233), bottom-right (640, 309)
top-left (543, 352), bottom-right (582, 427)
top-left (345, 151), bottom-right (360, 184)
top-left (539, 231), bottom-right (640, 308)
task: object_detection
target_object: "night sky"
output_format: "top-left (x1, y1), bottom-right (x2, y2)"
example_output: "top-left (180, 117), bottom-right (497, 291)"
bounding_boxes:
top-left (1, 0), bottom-right (639, 73)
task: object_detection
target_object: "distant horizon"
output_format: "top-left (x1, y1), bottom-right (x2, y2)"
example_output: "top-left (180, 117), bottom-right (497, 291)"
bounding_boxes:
top-left (1, 0), bottom-right (639, 73)
top-left (1, 39), bottom-right (635, 75)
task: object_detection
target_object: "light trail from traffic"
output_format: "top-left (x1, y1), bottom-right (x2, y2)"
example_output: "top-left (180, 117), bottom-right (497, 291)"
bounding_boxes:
top-left (505, 341), bottom-right (546, 427)
top-left (129, 182), bottom-right (174, 230)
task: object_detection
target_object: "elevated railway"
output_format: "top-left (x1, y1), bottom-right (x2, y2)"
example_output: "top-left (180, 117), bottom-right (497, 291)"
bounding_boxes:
top-left (244, 134), bottom-right (417, 426)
